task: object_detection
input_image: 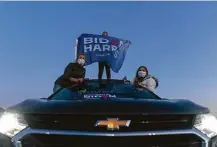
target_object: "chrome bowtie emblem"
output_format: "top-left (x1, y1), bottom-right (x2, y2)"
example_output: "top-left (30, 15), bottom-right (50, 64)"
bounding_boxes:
top-left (95, 118), bottom-right (131, 130)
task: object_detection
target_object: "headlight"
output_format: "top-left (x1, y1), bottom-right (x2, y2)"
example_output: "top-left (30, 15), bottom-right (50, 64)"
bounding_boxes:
top-left (194, 113), bottom-right (217, 138)
top-left (0, 112), bottom-right (28, 137)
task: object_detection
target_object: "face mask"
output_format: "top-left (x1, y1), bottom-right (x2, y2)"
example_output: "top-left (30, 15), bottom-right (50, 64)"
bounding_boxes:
top-left (138, 71), bottom-right (147, 78)
top-left (77, 59), bottom-right (85, 66)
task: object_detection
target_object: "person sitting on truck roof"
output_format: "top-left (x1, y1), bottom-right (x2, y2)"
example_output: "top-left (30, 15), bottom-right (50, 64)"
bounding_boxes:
top-left (53, 54), bottom-right (86, 93)
top-left (132, 66), bottom-right (158, 92)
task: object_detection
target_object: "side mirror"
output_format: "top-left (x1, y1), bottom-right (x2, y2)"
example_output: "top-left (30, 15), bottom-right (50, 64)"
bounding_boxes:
top-left (40, 98), bottom-right (47, 100)
top-left (124, 80), bottom-right (131, 84)
top-left (161, 98), bottom-right (169, 100)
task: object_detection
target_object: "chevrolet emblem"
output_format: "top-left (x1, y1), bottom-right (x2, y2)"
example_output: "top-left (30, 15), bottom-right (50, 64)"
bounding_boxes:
top-left (95, 118), bottom-right (131, 130)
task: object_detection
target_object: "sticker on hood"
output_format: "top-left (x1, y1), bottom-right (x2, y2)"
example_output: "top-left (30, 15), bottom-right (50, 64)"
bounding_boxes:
top-left (84, 94), bottom-right (116, 99)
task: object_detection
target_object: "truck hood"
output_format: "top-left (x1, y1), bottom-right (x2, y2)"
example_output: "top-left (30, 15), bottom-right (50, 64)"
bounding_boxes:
top-left (7, 98), bottom-right (209, 115)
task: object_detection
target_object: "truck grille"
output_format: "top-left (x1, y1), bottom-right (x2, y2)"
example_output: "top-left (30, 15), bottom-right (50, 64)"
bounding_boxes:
top-left (25, 114), bottom-right (194, 132)
top-left (20, 134), bottom-right (203, 147)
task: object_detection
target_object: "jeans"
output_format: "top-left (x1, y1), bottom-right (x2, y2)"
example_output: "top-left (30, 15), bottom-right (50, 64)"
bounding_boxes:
top-left (53, 84), bottom-right (62, 93)
top-left (98, 62), bottom-right (111, 80)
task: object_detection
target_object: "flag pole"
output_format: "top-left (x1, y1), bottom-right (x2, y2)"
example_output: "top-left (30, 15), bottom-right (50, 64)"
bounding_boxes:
top-left (74, 39), bottom-right (78, 60)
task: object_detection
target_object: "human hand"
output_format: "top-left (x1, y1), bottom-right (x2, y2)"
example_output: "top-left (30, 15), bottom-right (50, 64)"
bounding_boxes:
top-left (77, 78), bottom-right (84, 84)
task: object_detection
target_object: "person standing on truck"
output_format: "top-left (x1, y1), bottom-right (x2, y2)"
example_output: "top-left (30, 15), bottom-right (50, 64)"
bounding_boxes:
top-left (132, 66), bottom-right (159, 92)
top-left (53, 54), bottom-right (86, 92)
top-left (98, 31), bottom-right (111, 82)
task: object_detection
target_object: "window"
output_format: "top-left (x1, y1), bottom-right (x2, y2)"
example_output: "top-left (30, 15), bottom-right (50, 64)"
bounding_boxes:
top-left (50, 80), bottom-right (160, 100)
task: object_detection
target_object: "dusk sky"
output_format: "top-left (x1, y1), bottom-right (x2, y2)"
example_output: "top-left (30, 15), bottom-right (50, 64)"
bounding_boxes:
top-left (0, 2), bottom-right (216, 112)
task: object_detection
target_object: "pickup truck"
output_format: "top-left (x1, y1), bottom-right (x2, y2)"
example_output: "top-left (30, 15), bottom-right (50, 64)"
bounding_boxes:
top-left (0, 79), bottom-right (216, 147)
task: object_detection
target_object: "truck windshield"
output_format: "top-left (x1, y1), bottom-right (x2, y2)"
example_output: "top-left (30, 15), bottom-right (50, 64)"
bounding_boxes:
top-left (49, 80), bottom-right (161, 100)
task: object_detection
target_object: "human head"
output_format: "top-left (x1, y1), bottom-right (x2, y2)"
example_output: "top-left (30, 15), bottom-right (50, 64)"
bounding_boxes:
top-left (102, 31), bottom-right (108, 36)
top-left (77, 54), bottom-right (86, 66)
top-left (136, 66), bottom-right (148, 78)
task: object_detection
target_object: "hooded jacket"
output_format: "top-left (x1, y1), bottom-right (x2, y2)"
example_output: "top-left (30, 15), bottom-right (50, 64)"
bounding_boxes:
top-left (132, 75), bottom-right (158, 92)
top-left (138, 75), bottom-right (158, 92)
top-left (55, 62), bottom-right (86, 88)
